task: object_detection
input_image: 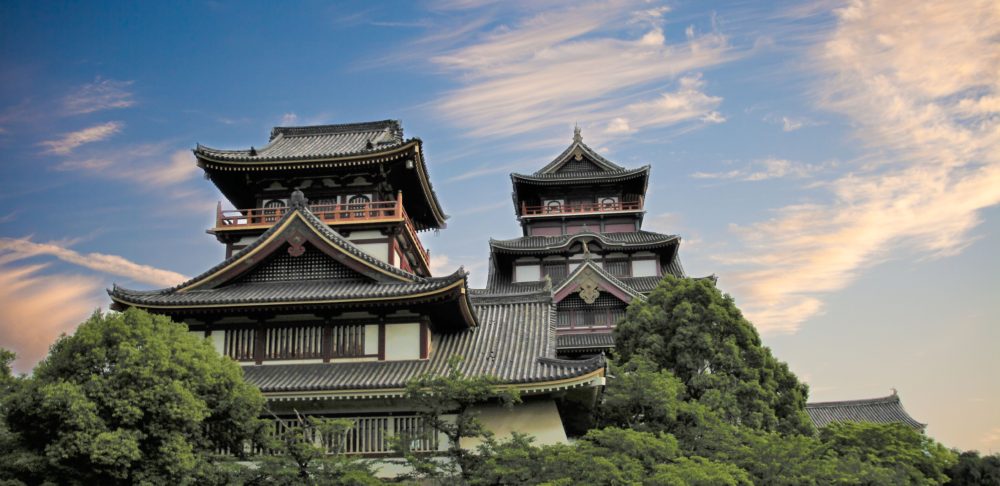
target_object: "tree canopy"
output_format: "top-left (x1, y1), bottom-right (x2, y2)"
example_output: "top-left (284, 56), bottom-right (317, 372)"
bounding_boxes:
top-left (0, 308), bottom-right (264, 485)
top-left (613, 275), bottom-right (813, 434)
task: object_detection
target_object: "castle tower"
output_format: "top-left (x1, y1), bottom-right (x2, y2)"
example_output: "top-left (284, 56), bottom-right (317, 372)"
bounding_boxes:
top-left (484, 128), bottom-right (685, 357)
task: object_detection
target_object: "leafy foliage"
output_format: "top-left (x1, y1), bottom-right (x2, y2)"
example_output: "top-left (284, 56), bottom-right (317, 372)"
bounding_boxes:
top-left (614, 275), bottom-right (813, 434)
top-left (0, 309), bottom-right (264, 485)
top-left (946, 450), bottom-right (1000, 486)
top-left (240, 413), bottom-right (381, 486)
top-left (402, 355), bottom-right (520, 482)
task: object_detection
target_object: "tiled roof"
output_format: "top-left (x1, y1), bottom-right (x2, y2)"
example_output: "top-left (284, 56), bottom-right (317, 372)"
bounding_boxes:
top-left (109, 203), bottom-right (475, 312)
top-left (806, 393), bottom-right (925, 430)
top-left (619, 276), bottom-right (664, 293)
top-left (536, 135), bottom-right (625, 174)
top-left (490, 231), bottom-right (680, 253)
top-left (242, 292), bottom-right (605, 393)
top-left (109, 273), bottom-right (466, 307)
top-left (552, 259), bottom-right (645, 302)
top-left (511, 167), bottom-right (649, 185)
top-left (194, 120), bottom-right (406, 162)
top-left (556, 333), bottom-right (615, 350)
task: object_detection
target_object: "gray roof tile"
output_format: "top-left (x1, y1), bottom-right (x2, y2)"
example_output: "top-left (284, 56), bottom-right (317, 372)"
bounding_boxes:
top-left (806, 393), bottom-right (925, 430)
top-left (195, 120), bottom-right (406, 162)
top-left (556, 333), bottom-right (615, 350)
top-left (490, 231), bottom-right (679, 253)
top-left (242, 292), bottom-right (604, 393)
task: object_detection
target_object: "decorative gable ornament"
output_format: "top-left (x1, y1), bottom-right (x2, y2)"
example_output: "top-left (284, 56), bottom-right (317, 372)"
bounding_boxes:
top-left (577, 270), bottom-right (602, 304)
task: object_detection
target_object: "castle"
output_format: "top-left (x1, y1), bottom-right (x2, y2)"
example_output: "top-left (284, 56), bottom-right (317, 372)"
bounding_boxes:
top-left (109, 120), bottom-right (923, 457)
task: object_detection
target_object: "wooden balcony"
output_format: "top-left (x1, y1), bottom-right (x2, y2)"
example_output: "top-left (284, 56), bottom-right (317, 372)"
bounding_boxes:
top-left (521, 197), bottom-right (643, 217)
top-left (213, 192), bottom-right (430, 267)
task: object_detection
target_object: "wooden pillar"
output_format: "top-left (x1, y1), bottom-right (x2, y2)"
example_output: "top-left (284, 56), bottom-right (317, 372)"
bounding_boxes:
top-left (419, 319), bottom-right (429, 359)
top-left (378, 318), bottom-right (386, 361)
top-left (253, 317), bottom-right (268, 365)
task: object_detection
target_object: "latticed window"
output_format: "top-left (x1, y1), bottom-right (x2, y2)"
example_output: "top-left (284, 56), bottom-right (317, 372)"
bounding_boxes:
top-left (263, 199), bottom-right (285, 222)
top-left (223, 324), bottom-right (366, 362)
top-left (348, 194), bottom-right (370, 217)
top-left (604, 260), bottom-right (629, 277)
top-left (239, 245), bottom-right (361, 283)
top-left (543, 262), bottom-right (567, 280)
top-left (247, 415), bottom-right (438, 456)
top-left (556, 294), bottom-right (628, 330)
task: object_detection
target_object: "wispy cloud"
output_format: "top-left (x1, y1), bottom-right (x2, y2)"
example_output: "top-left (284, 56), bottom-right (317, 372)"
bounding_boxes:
top-left (721, 0), bottom-right (1000, 333)
top-left (762, 113), bottom-right (822, 132)
top-left (427, 0), bottom-right (735, 142)
top-left (0, 237), bottom-right (188, 287)
top-left (38, 121), bottom-right (122, 155)
top-left (0, 261), bottom-right (102, 373)
top-left (982, 427), bottom-right (1000, 450)
top-left (57, 144), bottom-right (199, 187)
top-left (692, 157), bottom-right (826, 182)
top-left (63, 78), bottom-right (135, 115)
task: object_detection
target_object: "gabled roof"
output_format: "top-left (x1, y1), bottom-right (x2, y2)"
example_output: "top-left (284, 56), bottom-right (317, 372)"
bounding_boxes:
top-left (490, 231), bottom-right (680, 254)
top-left (109, 197), bottom-right (475, 325)
top-left (510, 128), bottom-right (649, 188)
top-left (241, 291), bottom-right (606, 396)
top-left (536, 127), bottom-right (624, 174)
top-left (806, 392), bottom-right (926, 430)
top-left (552, 259), bottom-right (645, 304)
top-left (194, 120), bottom-right (405, 162)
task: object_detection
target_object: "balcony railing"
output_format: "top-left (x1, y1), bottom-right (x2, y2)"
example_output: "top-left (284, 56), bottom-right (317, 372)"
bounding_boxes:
top-left (521, 197), bottom-right (643, 217)
top-left (213, 192), bottom-right (430, 268)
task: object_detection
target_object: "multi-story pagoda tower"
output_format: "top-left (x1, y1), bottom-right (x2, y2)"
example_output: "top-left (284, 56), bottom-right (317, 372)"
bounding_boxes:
top-left (108, 121), bottom-right (604, 461)
top-left (196, 121), bottom-right (443, 275)
top-left (484, 127), bottom-right (685, 357)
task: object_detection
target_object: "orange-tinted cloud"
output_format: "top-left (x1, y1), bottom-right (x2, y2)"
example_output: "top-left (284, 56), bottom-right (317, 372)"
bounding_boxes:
top-left (0, 262), bottom-right (103, 374)
top-left (721, 0), bottom-right (1000, 333)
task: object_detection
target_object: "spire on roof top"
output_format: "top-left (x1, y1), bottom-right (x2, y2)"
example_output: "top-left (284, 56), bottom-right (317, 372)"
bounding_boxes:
top-left (573, 123), bottom-right (582, 143)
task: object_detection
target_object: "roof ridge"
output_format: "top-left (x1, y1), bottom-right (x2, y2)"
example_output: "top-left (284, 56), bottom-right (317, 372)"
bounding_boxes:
top-left (806, 393), bottom-right (901, 408)
top-left (269, 120), bottom-right (402, 141)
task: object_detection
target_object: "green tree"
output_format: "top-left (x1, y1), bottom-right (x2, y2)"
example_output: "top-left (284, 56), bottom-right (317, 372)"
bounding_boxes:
top-left (820, 421), bottom-right (957, 485)
top-left (946, 450), bottom-right (1000, 486)
top-left (471, 427), bottom-right (750, 486)
top-left (597, 356), bottom-right (684, 432)
top-left (402, 355), bottom-right (520, 483)
top-left (1, 308), bottom-right (264, 485)
top-left (241, 413), bottom-right (381, 486)
top-left (613, 275), bottom-right (812, 434)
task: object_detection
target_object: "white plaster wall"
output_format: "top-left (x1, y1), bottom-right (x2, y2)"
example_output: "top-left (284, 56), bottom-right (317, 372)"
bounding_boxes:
top-left (209, 331), bottom-right (226, 356)
top-left (347, 230), bottom-right (383, 240)
top-left (384, 323), bottom-right (420, 360)
top-left (631, 259), bottom-right (658, 277)
top-left (364, 324), bottom-right (379, 355)
top-left (355, 242), bottom-right (390, 262)
top-left (462, 399), bottom-right (568, 449)
top-left (514, 265), bottom-right (540, 282)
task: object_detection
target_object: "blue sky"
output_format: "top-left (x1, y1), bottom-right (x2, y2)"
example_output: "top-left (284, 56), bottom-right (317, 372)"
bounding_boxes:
top-left (1, 0), bottom-right (997, 452)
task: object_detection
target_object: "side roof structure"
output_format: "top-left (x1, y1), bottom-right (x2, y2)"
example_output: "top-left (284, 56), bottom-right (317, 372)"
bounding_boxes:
top-left (489, 231), bottom-right (681, 254)
top-left (242, 290), bottom-right (606, 399)
top-left (194, 120), bottom-right (406, 162)
top-left (193, 120), bottom-right (447, 230)
top-left (109, 191), bottom-right (476, 328)
top-left (806, 392), bottom-right (926, 430)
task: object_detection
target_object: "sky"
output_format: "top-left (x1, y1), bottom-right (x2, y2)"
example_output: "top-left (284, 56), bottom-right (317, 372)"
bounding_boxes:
top-left (0, 0), bottom-right (997, 452)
